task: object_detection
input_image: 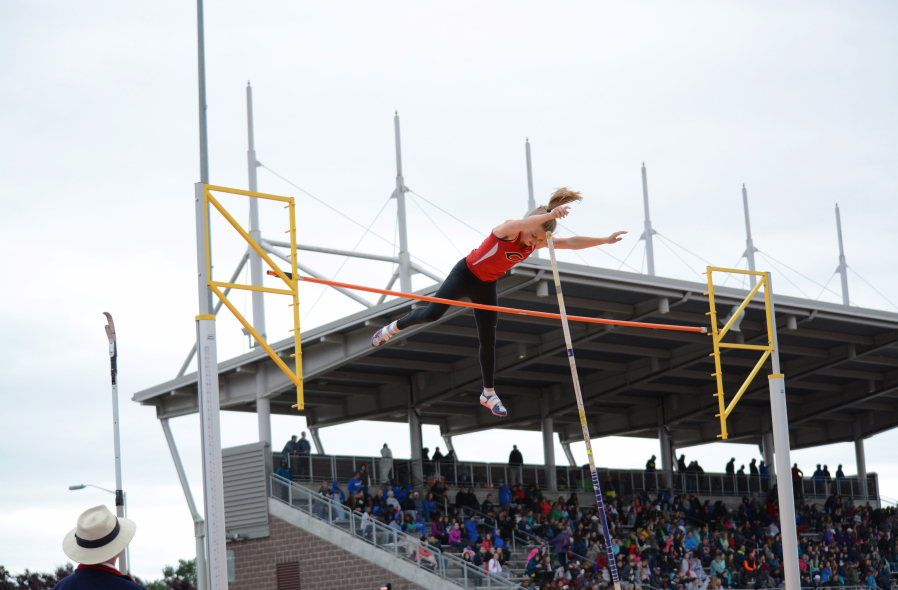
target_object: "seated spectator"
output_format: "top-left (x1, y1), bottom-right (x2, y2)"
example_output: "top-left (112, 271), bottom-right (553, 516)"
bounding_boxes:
top-left (492, 527), bottom-right (509, 560)
top-left (385, 489), bottom-right (400, 511)
top-left (430, 517), bottom-right (445, 543)
top-left (413, 491), bottom-right (424, 515)
top-left (413, 513), bottom-right (427, 537)
top-left (401, 491), bottom-right (417, 518)
top-left (481, 493), bottom-right (494, 513)
top-left (423, 492), bottom-right (437, 521)
top-left (448, 522), bottom-right (464, 551)
top-left (329, 480), bottom-right (345, 502)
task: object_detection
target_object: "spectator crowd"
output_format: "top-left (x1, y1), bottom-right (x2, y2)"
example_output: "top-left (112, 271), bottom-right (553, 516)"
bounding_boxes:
top-left (276, 437), bottom-right (893, 590)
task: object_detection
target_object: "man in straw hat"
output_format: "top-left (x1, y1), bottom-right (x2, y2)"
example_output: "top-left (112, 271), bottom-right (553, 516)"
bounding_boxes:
top-left (55, 504), bottom-right (144, 589)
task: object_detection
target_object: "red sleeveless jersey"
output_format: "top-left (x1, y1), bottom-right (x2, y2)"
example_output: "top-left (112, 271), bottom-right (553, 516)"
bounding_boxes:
top-left (465, 232), bottom-right (535, 282)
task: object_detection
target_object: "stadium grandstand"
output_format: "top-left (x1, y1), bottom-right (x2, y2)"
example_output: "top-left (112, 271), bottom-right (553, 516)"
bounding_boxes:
top-left (133, 97), bottom-right (898, 590)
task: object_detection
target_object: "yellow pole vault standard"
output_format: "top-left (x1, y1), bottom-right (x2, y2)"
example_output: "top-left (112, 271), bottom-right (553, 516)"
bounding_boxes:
top-left (546, 233), bottom-right (621, 590)
top-left (704, 267), bottom-right (774, 439)
top-left (200, 184), bottom-right (304, 410)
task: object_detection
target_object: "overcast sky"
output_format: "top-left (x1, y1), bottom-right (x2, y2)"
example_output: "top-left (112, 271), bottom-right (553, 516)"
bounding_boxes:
top-left (2, 0), bottom-right (897, 581)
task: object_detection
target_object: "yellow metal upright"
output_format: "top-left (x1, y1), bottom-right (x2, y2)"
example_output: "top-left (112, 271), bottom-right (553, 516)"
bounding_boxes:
top-left (199, 184), bottom-right (304, 411)
top-left (288, 197), bottom-right (304, 409)
top-left (705, 267), bottom-right (775, 439)
top-left (705, 272), bottom-right (729, 439)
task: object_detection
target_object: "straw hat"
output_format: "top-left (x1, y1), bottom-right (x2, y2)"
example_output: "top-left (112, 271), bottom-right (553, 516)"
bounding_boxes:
top-left (62, 505), bottom-right (136, 565)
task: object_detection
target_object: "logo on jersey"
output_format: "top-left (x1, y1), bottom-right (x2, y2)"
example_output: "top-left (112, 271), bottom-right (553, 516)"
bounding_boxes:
top-left (505, 252), bottom-right (526, 262)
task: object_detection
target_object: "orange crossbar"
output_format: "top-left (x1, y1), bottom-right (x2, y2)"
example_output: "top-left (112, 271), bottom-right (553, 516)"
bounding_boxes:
top-left (270, 271), bottom-right (708, 334)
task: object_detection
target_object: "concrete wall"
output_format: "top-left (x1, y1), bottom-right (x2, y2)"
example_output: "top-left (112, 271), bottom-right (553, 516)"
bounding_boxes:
top-left (227, 499), bottom-right (459, 590)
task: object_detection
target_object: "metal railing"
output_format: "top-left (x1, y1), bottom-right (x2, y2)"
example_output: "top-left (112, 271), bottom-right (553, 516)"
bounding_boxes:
top-left (270, 474), bottom-right (519, 589)
top-left (276, 453), bottom-right (879, 503)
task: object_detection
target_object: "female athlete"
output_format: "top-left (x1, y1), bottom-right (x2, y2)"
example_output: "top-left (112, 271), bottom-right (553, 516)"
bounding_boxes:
top-left (371, 188), bottom-right (626, 417)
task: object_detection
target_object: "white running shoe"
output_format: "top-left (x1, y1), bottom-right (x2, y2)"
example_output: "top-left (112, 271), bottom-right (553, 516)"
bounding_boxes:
top-left (480, 390), bottom-right (507, 417)
top-left (371, 321), bottom-right (399, 348)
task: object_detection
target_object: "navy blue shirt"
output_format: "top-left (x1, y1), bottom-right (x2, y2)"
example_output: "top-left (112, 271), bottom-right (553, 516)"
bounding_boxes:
top-left (54, 566), bottom-right (145, 590)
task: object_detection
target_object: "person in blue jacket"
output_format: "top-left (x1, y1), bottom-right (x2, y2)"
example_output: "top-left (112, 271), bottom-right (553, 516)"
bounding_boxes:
top-left (423, 492), bottom-right (438, 521)
top-left (276, 460), bottom-right (293, 500)
top-left (498, 479), bottom-right (513, 512)
top-left (55, 505), bottom-right (144, 590)
top-left (330, 480), bottom-right (346, 502)
top-left (347, 471), bottom-right (362, 495)
top-left (414, 513), bottom-right (427, 536)
top-left (465, 514), bottom-right (479, 541)
top-left (493, 528), bottom-right (510, 560)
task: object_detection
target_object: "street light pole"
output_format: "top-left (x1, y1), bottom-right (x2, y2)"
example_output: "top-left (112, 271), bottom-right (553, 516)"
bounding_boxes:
top-left (102, 313), bottom-right (128, 575)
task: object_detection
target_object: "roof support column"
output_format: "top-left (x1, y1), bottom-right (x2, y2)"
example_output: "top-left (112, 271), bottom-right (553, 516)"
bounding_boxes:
top-left (541, 390), bottom-right (557, 491)
top-left (854, 421), bottom-right (867, 499)
top-left (762, 430), bottom-right (776, 479)
top-left (442, 436), bottom-right (454, 455)
top-left (409, 406), bottom-right (423, 488)
top-left (561, 441), bottom-right (577, 468)
top-left (161, 419), bottom-right (207, 590)
top-left (658, 408), bottom-right (672, 490)
top-left (309, 427), bottom-right (325, 455)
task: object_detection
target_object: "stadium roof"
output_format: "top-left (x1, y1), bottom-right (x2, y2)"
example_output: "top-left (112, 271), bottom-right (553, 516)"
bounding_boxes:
top-left (133, 257), bottom-right (898, 451)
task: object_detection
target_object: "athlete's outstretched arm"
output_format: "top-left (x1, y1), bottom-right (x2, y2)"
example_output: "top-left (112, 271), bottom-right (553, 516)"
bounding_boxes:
top-left (492, 206), bottom-right (571, 239)
top-left (536, 231), bottom-right (627, 250)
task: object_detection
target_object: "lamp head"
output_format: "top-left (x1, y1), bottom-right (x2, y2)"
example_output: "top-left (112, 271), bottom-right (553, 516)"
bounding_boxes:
top-left (69, 484), bottom-right (86, 490)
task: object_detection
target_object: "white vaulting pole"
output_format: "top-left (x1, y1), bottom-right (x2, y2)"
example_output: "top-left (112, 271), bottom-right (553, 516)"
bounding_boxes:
top-left (102, 313), bottom-right (128, 575)
top-left (546, 234), bottom-right (621, 590)
top-left (194, 182), bottom-right (228, 590)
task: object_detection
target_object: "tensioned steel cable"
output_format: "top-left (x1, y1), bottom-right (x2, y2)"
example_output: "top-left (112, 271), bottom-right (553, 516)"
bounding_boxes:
top-left (260, 164), bottom-right (446, 278)
top-left (849, 267), bottom-right (898, 311)
top-left (301, 196), bottom-right (394, 323)
top-left (756, 249), bottom-right (843, 301)
top-left (407, 192), bottom-right (465, 256)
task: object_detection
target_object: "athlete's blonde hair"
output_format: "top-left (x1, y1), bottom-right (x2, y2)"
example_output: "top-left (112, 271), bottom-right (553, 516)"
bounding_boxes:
top-left (527, 187), bottom-right (583, 233)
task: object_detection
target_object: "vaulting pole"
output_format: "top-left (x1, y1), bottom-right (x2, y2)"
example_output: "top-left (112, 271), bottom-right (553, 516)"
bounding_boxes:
top-left (546, 233), bottom-right (621, 590)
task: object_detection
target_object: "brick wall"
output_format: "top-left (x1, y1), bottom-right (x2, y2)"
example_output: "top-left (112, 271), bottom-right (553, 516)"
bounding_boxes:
top-left (228, 515), bottom-right (425, 590)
